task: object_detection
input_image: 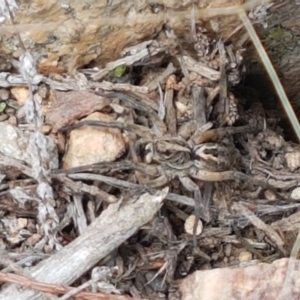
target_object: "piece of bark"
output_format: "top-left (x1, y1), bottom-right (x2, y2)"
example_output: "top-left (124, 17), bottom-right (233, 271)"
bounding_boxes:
top-left (192, 86), bottom-right (206, 128)
top-left (164, 82), bottom-right (177, 136)
top-left (45, 91), bottom-right (110, 132)
top-left (179, 258), bottom-right (300, 300)
top-left (0, 188), bottom-right (168, 300)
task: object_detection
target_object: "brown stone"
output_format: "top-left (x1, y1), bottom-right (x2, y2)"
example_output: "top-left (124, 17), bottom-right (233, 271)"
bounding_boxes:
top-left (63, 112), bottom-right (126, 169)
top-left (45, 91), bottom-right (109, 132)
top-left (179, 258), bottom-right (300, 300)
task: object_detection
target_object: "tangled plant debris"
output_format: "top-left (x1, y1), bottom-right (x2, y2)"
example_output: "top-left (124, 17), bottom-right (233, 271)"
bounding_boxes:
top-left (1, 1), bottom-right (300, 300)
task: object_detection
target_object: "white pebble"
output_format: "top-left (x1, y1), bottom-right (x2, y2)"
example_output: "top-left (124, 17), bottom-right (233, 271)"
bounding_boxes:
top-left (239, 251), bottom-right (252, 263)
top-left (184, 215), bottom-right (203, 236)
top-left (291, 187), bottom-right (300, 200)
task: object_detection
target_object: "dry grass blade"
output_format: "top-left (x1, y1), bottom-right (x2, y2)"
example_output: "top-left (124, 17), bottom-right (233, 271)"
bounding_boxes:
top-left (59, 120), bottom-right (154, 139)
top-left (61, 173), bottom-right (195, 206)
top-left (0, 271), bottom-right (134, 300)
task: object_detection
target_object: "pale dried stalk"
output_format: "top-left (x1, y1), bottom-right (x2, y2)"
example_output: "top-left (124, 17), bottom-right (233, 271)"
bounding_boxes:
top-left (54, 173), bottom-right (195, 207)
top-left (232, 203), bottom-right (286, 255)
top-left (178, 55), bottom-right (220, 81)
top-left (3, 0), bottom-right (59, 249)
top-left (91, 41), bottom-right (164, 81)
top-left (271, 211), bottom-right (300, 232)
top-left (60, 176), bottom-right (118, 203)
top-left (73, 194), bottom-right (87, 235)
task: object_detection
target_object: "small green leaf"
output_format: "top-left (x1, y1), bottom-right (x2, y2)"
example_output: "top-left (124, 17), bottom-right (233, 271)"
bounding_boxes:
top-left (112, 65), bottom-right (127, 78)
top-left (268, 27), bottom-right (284, 41)
top-left (0, 102), bottom-right (6, 113)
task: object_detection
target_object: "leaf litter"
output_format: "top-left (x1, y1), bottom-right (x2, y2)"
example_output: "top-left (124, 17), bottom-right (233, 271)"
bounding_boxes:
top-left (1, 2), bottom-right (300, 300)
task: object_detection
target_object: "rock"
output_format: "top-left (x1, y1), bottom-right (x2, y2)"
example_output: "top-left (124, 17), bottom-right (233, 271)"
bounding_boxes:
top-left (184, 215), bottom-right (203, 235)
top-left (10, 87), bottom-right (29, 105)
top-left (17, 218), bottom-right (28, 229)
top-left (291, 187), bottom-right (300, 200)
top-left (238, 251), bottom-right (252, 263)
top-left (0, 114), bottom-right (8, 122)
top-left (0, 122), bottom-right (58, 170)
top-left (26, 233), bottom-right (42, 247)
top-left (224, 244), bottom-right (232, 257)
top-left (179, 258), bottom-right (300, 300)
top-left (0, 1), bottom-right (277, 76)
top-left (63, 112), bottom-right (126, 169)
top-left (1, 216), bottom-right (31, 246)
top-left (285, 151), bottom-right (300, 172)
top-left (0, 89), bottom-right (9, 100)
